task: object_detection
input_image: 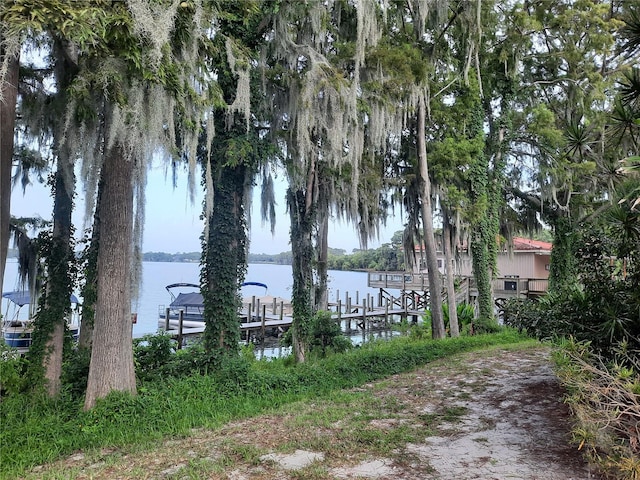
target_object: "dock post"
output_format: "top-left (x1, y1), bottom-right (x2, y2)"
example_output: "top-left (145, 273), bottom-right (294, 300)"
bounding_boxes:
top-left (385, 298), bottom-right (389, 325)
top-left (164, 307), bottom-right (170, 331)
top-left (247, 301), bottom-right (253, 324)
top-left (261, 304), bottom-right (266, 340)
top-left (177, 310), bottom-right (184, 350)
top-left (256, 299), bottom-right (261, 322)
top-left (346, 296), bottom-right (352, 331)
top-left (272, 298), bottom-right (277, 314)
top-left (362, 300), bottom-right (367, 332)
top-left (356, 290), bottom-right (359, 304)
top-left (279, 301), bottom-right (284, 321)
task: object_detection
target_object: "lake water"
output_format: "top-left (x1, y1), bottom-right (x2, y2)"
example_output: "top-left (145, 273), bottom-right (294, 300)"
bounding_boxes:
top-left (3, 260), bottom-right (382, 338)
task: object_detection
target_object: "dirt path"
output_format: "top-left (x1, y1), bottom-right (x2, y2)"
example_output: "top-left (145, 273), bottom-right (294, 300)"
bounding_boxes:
top-left (30, 345), bottom-right (602, 479)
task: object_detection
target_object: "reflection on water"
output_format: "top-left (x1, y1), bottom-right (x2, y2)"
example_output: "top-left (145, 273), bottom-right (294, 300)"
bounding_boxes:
top-left (250, 326), bottom-right (403, 360)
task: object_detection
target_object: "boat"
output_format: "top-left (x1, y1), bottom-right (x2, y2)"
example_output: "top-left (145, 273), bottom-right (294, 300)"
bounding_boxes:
top-left (157, 281), bottom-right (292, 330)
top-left (1, 290), bottom-right (80, 353)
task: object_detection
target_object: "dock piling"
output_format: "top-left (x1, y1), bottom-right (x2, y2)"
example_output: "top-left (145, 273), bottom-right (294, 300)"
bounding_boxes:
top-left (177, 310), bottom-right (184, 349)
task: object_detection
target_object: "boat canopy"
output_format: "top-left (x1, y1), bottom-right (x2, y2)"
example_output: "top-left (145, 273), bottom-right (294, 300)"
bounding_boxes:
top-left (241, 281), bottom-right (268, 290)
top-left (2, 291), bottom-right (79, 307)
top-left (170, 292), bottom-right (204, 309)
top-left (166, 281), bottom-right (268, 309)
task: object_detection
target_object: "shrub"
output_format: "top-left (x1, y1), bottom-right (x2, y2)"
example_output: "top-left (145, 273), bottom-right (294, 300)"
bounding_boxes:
top-left (553, 339), bottom-right (640, 480)
top-left (0, 344), bottom-right (27, 397)
top-left (282, 310), bottom-right (353, 359)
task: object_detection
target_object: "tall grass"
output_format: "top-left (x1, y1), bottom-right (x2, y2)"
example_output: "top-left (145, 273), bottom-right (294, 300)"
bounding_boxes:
top-left (0, 329), bottom-right (529, 479)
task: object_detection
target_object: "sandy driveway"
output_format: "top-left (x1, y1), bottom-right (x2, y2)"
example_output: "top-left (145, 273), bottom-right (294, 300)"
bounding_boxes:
top-left (29, 345), bottom-right (602, 479)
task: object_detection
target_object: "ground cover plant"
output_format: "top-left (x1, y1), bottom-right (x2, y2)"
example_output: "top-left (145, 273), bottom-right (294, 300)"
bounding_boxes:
top-left (0, 329), bottom-right (528, 479)
top-left (8, 342), bottom-right (594, 480)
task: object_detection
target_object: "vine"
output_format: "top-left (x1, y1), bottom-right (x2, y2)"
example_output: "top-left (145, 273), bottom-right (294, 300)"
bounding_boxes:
top-left (201, 161), bottom-right (248, 356)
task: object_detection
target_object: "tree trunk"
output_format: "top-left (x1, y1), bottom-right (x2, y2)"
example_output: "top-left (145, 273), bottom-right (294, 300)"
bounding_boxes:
top-left (315, 191), bottom-right (329, 311)
top-left (84, 142), bottom-right (136, 410)
top-left (416, 96), bottom-right (445, 339)
top-left (442, 217), bottom-right (459, 337)
top-left (471, 232), bottom-right (494, 322)
top-left (0, 52), bottom-right (19, 296)
top-left (287, 184), bottom-right (315, 363)
top-left (78, 203), bottom-right (100, 350)
top-left (202, 164), bottom-right (247, 354)
top-left (548, 214), bottom-right (577, 295)
top-left (41, 160), bottom-right (75, 395)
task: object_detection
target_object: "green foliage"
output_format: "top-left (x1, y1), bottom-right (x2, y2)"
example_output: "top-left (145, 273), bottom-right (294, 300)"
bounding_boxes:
top-left (133, 334), bottom-right (176, 382)
top-left (505, 222), bottom-right (640, 359)
top-left (0, 344), bottom-right (27, 397)
top-left (60, 347), bottom-right (90, 399)
top-left (306, 311), bottom-right (353, 358)
top-left (282, 311), bottom-right (352, 359)
top-left (0, 331), bottom-right (529, 478)
top-left (133, 334), bottom-right (225, 382)
top-left (443, 303), bottom-right (475, 332)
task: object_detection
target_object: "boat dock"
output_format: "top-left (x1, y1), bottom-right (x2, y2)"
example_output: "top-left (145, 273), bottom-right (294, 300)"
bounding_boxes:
top-left (161, 272), bottom-right (550, 346)
top-left (162, 289), bottom-right (424, 347)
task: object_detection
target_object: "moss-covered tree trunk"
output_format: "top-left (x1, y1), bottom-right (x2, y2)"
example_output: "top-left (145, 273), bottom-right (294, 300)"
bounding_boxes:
top-left (0, 49), bottom-right (18, 297)
top-left (84, 142), bottom-right (136, 410)
top-left (315, 176), bottom-right (330, 311)
top-left (287, 183), bottom-right (316, 363)
top-left (201, 164), bottom-right (248, 354)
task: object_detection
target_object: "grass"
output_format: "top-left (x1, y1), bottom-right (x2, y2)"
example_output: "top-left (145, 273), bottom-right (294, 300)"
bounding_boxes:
top-left (0, 329), bottom-right (533, 479)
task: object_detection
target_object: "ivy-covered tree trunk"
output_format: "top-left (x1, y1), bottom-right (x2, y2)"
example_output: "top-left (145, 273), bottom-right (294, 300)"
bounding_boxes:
top-left (78, 189), bottom-right (101, 350)
top-left (288, 185), bottom-right (315, 363)
top-left (548, 214), bottom-right (577, 295)
top-left (30, 38), bottom-right (80, 396)
top-left (84, 142), bottom-right (136, 410)
top-left (31, 159), bottom-right (75, 396)
top-left (201, 164), bottom-right (248, 354)
top-left (0, 49), bottom-right (18, 296)
top-left (417, 96), bottom-right (445, 339)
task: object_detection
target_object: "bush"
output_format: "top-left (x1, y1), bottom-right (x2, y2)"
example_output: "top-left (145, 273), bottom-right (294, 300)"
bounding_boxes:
top-left (0, 344), bottom-right (27, 397)
top-left (282, 310), bottom-right (353, 359)
top-left (553, 339), bottom-right (640, 479)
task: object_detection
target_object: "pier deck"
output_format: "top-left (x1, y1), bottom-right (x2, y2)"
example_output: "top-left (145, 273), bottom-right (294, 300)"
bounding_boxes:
top-left (163, 300), bottom-right (423, 345)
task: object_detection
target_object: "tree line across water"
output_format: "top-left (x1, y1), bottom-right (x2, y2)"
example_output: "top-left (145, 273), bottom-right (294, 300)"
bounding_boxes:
top-left (142, 233), bottom-right (405, 271)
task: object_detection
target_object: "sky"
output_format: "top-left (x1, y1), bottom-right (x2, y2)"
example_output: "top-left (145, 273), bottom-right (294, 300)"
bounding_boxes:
top-left (9, 164), bottom-right (405, 255)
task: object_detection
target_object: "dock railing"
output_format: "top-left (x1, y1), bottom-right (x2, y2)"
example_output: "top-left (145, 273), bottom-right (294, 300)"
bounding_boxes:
top-left (367, 271), bottom-right (549, 298)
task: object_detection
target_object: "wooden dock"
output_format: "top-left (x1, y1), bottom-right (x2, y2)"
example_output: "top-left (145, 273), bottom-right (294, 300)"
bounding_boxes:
top-left (163, 290), bottom-right (423, 347)
top-left (163, 272), bottom-right (550, 346)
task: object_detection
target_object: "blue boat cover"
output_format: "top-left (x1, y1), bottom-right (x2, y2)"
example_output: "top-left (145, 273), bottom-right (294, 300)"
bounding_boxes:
top-left (2, 291), bottom-right (79, 307)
